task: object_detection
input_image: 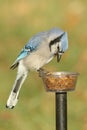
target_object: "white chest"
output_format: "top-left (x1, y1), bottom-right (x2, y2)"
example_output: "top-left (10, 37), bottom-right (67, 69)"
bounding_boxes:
top-left (23, 50), bottom-right (53, 70)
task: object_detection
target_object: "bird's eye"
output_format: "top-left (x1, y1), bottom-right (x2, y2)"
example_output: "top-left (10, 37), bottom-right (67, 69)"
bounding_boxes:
top-left (57, 46), bottom-right (64, 53)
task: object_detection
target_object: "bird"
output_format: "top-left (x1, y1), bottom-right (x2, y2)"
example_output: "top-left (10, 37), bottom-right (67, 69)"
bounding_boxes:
top-left (6, 28), bottom-right (68, 109)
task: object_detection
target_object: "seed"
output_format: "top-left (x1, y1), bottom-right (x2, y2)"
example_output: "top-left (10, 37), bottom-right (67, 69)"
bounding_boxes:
top-left (43, 75), bottom-right (77, 91)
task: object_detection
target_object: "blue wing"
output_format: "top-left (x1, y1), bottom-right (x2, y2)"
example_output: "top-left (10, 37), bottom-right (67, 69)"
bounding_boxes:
top-left (10, 33), bottom-right (47, 69)
top-left (15, 28), bottom-right (65, 62)
top-left (15, 32), bottom-right (48, 63)
top-left (16, 45), bottom-right (35, 62)
top-left (10, 28), bottom-right (66, 69)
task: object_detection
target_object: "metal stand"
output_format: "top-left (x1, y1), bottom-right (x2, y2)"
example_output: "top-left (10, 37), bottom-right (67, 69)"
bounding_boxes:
top-left (56, 92), bottom-right (67, 130)
top-left (39, 69), bottom-right (79, 130)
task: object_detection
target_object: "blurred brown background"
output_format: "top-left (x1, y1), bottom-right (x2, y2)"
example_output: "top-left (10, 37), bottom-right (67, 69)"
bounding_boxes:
top-left (0, 0), bottom-right (87, 130)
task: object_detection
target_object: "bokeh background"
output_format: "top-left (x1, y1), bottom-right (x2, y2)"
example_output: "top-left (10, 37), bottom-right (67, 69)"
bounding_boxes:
top-left (0, 0), bottom-right (87, 130)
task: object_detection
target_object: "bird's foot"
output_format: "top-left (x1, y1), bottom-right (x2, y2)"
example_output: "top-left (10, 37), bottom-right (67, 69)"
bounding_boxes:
top-left (37, 68), bottom-right (44, 77)
top-left (37, 68), bottom-right (48, 77)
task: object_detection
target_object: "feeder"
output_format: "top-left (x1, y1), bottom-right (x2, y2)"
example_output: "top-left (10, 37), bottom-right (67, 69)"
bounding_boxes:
top-left (39, 69), bottom-right (79, 130)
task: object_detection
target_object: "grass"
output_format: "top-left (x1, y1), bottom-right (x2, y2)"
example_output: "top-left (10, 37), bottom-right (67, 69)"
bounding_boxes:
top-left (0, 0), bottom-right (87, 130)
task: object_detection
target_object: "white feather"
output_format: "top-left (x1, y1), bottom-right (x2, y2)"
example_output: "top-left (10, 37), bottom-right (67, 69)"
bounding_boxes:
top-left (6, 61), bottom-right (28, 108)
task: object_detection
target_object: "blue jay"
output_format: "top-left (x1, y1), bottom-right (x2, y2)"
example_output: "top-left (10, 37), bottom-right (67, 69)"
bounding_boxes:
top-left (6, 28), bottom-right (68, 109)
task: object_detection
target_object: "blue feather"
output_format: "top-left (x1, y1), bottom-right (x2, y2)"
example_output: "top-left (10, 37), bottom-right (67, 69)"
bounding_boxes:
top-left (14, 28), bottom-right (67, 62)
top-left (61, 32), bottom-right (68, 52)
top-left (15, 32), bottom-right (48, 62)
top-left (16, 46), bottom-right (35, 61)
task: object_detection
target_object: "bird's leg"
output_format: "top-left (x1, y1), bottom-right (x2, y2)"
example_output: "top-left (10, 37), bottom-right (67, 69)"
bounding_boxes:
top-left (37, 68), bottom-right (49, 77)
top-left (37, 68), bottom-right (45, 77)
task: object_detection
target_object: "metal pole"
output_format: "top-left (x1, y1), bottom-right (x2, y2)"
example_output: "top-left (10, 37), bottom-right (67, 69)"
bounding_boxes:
top-left (56, 92), bottom-right (67, 130)
top-left (40, 69), bottom-right (79, 130)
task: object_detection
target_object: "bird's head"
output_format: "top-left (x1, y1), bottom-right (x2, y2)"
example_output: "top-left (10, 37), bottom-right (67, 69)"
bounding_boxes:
top-left (49, 29), bottom-right (68, 62)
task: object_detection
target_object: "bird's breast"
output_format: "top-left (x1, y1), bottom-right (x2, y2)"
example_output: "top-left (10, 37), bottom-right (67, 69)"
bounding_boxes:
top-left (23, 51), bottom-right (53, 70)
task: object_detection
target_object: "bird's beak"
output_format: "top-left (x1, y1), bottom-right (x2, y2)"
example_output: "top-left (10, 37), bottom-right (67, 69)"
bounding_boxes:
top-left (57, 53), bottom-right (62, 62)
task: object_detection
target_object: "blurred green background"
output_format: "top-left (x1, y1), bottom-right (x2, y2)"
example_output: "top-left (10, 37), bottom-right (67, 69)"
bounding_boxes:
top-left (0, 0), bottom-right (87, 130)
